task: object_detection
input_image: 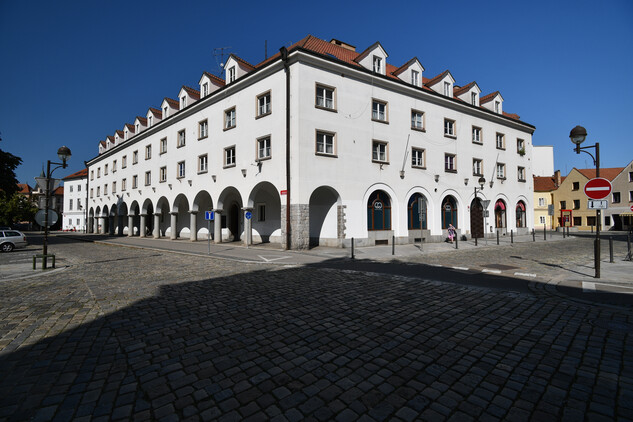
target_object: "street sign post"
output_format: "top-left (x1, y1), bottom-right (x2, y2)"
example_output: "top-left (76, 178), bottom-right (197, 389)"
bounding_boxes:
top-left (588, 200), bottom-right (608, 210)
top-left (204, 211), bottom-right (214, 254)
top-left (584, 178), bottom-right (612, 200)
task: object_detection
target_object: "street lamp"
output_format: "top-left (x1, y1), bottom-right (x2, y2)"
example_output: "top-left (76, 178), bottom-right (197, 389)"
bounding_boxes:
top-left (42, 146), bottom-right (72, 268)
top-left (474, 177), bottom-right (486, 245)
top-left (569, 125), bottom-right (601, 278)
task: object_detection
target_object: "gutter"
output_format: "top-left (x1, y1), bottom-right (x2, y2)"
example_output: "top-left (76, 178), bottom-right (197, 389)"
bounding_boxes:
top-left (280, 47), bottom-right (291, 250)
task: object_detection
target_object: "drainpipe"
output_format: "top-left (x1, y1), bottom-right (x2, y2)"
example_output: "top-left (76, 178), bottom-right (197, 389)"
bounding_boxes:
top-left (84, 161), bottom-right (89, 233)
top-left (280, 46), bottom-right (291, 250)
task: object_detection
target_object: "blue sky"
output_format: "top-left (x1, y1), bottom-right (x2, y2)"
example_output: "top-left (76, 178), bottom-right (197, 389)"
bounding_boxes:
top-left (1, 0), bottom-right (632, 185)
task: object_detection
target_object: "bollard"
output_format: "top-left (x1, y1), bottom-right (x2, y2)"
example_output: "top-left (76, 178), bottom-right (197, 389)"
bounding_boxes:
top-left (609, 237), bottom-right (614, 263)
top-left (544, 224), bottom-right (546, 241)
top-left (497, 230), bottom-right (500, 245)
top-left (563, 227), bottom-right (566, 238)
top-left (511, 230), bottom-right (513, 244)
top-left (392, 235), bottom-right (395, 255)
top-left (455, 235), bottom-right (458, 249)
top-left (627, 234), bottom-right (632, 261)
top-left (591, 225), bottom-right (593, 234)
top-left (475, 235), bottom-right (478, 246)
top-left (532, 228), bottom-right (535, 242)
top-left (567, 226), bottom-right (570, 237)
top-left (351, 237), bottom-right (355, 260)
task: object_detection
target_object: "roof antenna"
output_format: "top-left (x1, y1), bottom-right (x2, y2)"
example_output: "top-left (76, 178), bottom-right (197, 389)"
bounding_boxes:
top-left (213, 46), bottom-right (232, 76)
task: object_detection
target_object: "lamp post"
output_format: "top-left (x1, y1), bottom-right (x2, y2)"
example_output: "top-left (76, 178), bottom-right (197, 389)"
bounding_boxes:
top-left (43, 146), bottom-right (72, 268)
top-left (474, 177), bottom-right (486, 245)
top-left (570, 125), bottom-right (601, 278)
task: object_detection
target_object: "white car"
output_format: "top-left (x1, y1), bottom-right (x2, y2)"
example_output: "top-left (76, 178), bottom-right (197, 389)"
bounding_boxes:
top-left (0, 230), bottom-right (28, 252)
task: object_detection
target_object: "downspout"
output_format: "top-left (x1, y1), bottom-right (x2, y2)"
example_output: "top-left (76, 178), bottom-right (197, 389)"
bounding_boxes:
top-left (280, 47), bottom-right (291, 250)
top-left (84, 161), bottom-right (89, 233)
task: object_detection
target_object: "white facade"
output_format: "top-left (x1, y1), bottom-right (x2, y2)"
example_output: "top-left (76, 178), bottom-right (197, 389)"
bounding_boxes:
top-left (532, 145), bottom-right (554, 177)
top-left (62, 170), bottom-right (88, 231)
top-left (86, 36), bottom-right (535, 249)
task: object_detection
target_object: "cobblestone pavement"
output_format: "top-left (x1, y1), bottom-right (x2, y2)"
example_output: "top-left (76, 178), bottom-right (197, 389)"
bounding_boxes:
top-left (0, 238), bottom-right (632, 421)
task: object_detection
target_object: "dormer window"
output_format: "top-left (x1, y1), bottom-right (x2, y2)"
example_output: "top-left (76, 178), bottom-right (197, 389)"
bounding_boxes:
top-left (181, 96), bottom-right (187, 108)
top-left (373, 56), bottom-right (382, 73)
top-left (124, 130), bottom-right (129, 140)
top-left (163, 106), bottom-right (168, 117)
top-left (411, 70), bottom-right (419, 86)
top-left (148, 116), bottom-right (153, 127)
top-left (136, 123), bottom-right (140, 132)
top-left (471, 92), bottom-right (477, 105)
top-left (202, 82), bottom-right (209, 97)
top-left (444, 82), bottom-right (451, 96)
top-left (495, 101), bottom-right (500, 113)
top-left (228, 67), bottom-right (236, 82)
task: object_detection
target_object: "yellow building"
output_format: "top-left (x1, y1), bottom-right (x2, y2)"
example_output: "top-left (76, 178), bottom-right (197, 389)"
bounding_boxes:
top-left (533, 172), bottom-right (561, 229)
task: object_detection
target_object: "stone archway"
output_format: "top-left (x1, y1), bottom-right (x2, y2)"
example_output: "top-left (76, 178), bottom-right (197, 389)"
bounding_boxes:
top-left (248, 182), bottom-right (282, 245)
top-left (309, 186), bottom-right (342, 247)
top-left (470, 198), bottom-right (484, 239)
top-left (217, 187), bottom-right (243, 243)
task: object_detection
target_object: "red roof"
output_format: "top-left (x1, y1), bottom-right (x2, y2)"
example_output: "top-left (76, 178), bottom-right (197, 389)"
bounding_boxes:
top-left (53, 186), bottom-right (63, 195)
top-left (534, 175), bottom-right (561, 192)
top-left (425, 70), bottom-right (451, 87)
top-left (480, 91), bottom-right (501, 104)
top-left (135, 116), bottom-right (147, 124)
top-left (63, 168), bottom-right (88, 180)
top-left (115, 130), bottom-right (124, 137)
top-left (202, 71), bottom-right (225, 86)
top-left (17, 183), bottom-right (32, 194)
top-left (182, 86), bottom-right (200, 99)
top-left (148, 107), bottom-right (162, 118)
top-left (124, 123), bottom-right (135, 132)
top-left (100, 140), bottom-right (107, 147)
top-left (453, 81), bottom-right (477, 96)
top-left (576, 167), bottom-right (624, 181)
top-left (164, 97), bottom-right (179, 108)
top-left (230, 54), bottom-right (255, 71)
top-left (106, 135), bottom-right (114, 142)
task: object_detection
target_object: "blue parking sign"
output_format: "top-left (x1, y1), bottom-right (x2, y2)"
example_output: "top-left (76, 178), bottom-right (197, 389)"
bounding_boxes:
top-left (205, 211), bottom-right (214, 221)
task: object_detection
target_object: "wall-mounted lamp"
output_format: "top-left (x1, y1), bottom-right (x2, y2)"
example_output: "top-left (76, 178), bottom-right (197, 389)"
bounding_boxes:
top-left (187, 179), bottom-right (192, 186)
top-left (489, 180), bottom-right (494, 188)
top-left (211, 175), bottom-right (216, 182)
top-left (464, 178), bottom-right (469, 186)
top-left (152, 187), bottom-right (156, 192)
top-left (137, 190), bottom-right (142, 195)
top-left (168, 183), bottom-right (172, 189)
top-left (399, 170), bottom-right (405, 179)
top-left (241, 168), bottom-right (247, 177)
top-left (434, 174), bottom-right (440, 183)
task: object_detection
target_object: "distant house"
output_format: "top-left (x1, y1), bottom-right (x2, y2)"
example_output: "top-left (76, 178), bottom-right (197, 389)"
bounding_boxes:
top-left (62, 168), bottom-right (88, 231)
top-left (603, 160), bottom-right (633, 230)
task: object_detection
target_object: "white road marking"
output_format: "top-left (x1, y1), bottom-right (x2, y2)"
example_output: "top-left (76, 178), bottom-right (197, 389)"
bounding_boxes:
top-left (514, 272), bottom-right (537, 278)
top-left (583, 282), bottom-right (596, 292)
top-left (452, 266), bottom-right (469, 271)
top-left (257, 255), bottom-right (290, 262)
top-left (482, 269), bottom-right (502, 274)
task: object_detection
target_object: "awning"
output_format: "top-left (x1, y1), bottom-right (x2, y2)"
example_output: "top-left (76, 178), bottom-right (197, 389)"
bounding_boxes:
top-left (516, 202), bottom-right (525, 211)
top-left (495, 200), bottom-right (506, 210)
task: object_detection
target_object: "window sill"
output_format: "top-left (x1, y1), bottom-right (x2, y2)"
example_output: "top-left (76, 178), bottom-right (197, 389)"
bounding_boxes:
top-left (223, 126), bottom-right (236, 132)
top-left (519, 179), bottom-right (526, 183)
top-left (177, 144), bottom-right (186, 149)
top-left (496, 147), bottom-right (506, 151)
top-left (372, 118), bottom-right (389, 125)
top-left (497, 177), bottom-right (507, 180)
top-left (315, 152), bottom-right (337, 158)
top-left (472, 141), bottom-right (483, 145)
top-left (198, 170), bottom-right (208, 175)
top-left (412, 165), bottom-right (426, 170)
top-left (198, 136), bottom-right (208, 141)
top-left (473, 173), bottom-right (483, 177)
top-left (159, 180), bottom-right (166, 183)
top-left (372, 160), bottom-right (389, 165)
top-left (411, 127), bottom-right (426, 132)
top-left (257, 156), bottom-right (272, 162)
top-left (445, 169), bottom-right (457, 173)
top-left (315, 105), bottom-right (337, 113)
top-left (223, 164), bottom-right (236, 169)
top-left (160, 151), bottom-right (167, 155)
top-left (255, 112), bottom-right (271, 120)
top-left (176, 176), bottom-right (185, 180)
top-left (444, 134), bottom-right (457, 139)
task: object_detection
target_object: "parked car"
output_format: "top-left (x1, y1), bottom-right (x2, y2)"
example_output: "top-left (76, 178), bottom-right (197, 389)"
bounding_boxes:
top-left (0, 226), bottom-right (11, 230)
top-left (0, 230), bottom-right (28, 252)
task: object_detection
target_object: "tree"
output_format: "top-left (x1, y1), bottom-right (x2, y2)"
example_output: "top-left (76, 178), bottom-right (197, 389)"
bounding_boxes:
top-left (0, 132), bottom-right (23, 197)
top-left (0, 192), bottom-right (37, 226)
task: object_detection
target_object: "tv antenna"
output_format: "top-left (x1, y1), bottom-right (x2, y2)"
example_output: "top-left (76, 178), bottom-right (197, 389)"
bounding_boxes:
top-left (213, 47), bottom-right (232, 76)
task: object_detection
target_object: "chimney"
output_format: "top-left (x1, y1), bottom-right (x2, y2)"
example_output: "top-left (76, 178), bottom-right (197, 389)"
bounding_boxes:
top-left (554, 170), bottom-right (561, 187)
top-left (329, 39), bottom-right (356, 52)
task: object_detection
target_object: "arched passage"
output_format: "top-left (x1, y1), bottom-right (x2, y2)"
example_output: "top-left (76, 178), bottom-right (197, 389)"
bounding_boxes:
top-left (117, 201), bottom-right (128, 236)
top-left (248, 182), bottom-right (282, 244)
top-left (155, 197), bottom-right (170, 238)
top-left (217, 187), bottom-right (243, 242)
top-left (441, 196), bottom-right (458, 229)
top-left (470, 197), bottom-right (484, 239)
top-left (101, 205), bottom-right (110, 235)
top-left (309, 186), bottom-right (341, 247)
top-left (172, 194), bottom-right (190, 239)
top-left (192, 191), bottom-right (213, 240)
top-left (142, 199), bottom-right (154, 237)
top-left (129, 201), bottom-right (140, 236)
top-left (88, 208), bottom-right (95, 233)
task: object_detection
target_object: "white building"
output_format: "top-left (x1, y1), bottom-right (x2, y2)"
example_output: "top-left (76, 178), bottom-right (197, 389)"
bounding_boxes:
top-left (86, 35), bottom-right (535, 249)
top-left (532, 145), bottom-right (554, 177)
top-left (62, 169), bottom-right (88, 231)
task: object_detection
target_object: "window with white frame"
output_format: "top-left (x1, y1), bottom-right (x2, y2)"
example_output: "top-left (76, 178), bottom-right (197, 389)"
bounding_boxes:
top-left (473, 158), bottom-right (483, 176)
top-left (517, 138), bottom-right (525, 154)
top-left (372, 100), bottom-right (387, 122)
top-left (445, 154), bottom-right (456, 172)
top-left (316, 84), bottom-right (335, 110)
top-left (132, 175), bottom-right (138, 189)
top-left (112, 160), bottom-right (117, 173)
top-left (160, 166), bottom-right (167, 182)
top-left (471, 92), bottom-right (477, 105)
top-left (69, 185), bottom-right (73, 193)
top-left (257, 136), bottom-right (271, 160)
top-left (495, 101), bottom-right (500, 113)
top-left (372, 56), bottom-right (382, 73)
top-left (181, 96), bottom-right (187, 108)
top-left (472, 126), bottom-right (482, 144)
top-left (443, 81), bottom-right (450, 96)
top-left (121, 179), bottom-right (126, 191)
top-left (198, 154), bottom-right (208, 173)
top-left (90, 188), bottom-right (94, 198)
top-left (97, 186), bottom-right (100, 197)
top-left (104, 164), bottom-right (108, 175)
top-left (411, 110), bottom-right (425, 131)
top-left (372, 140), bottom-right (388, 163)
top-left (444, 119), bottom-right (456, 137)
top-left (97, 167), bottom-right (101, 178)
top-left (135, 123), bottom-right (140, 133)
top-left (122, 155), bottom-right (127, 168)
top-left (225, 107), bottom-right (236, 129)
top-left (496, 162), bottom-right (506, 179)
top-left (133, 150), bottom-right (138, 164)
top-left (160, 138), bottom-right (167, 154)
top-left (411, 147), bottom-right (425, 168)
top-left (112, 181), bottom-right (116, 194)
top-left (145, 171), bottom-right (151, 186)
top-left (518, 166), bottom-right (526, 181)
top-left (538, 197), bottom-right (545, 207)
top-left (199, 120), bottom-right (208, 139)
top-left (148, 115), bottom-right (153, 127)
top-left (178, 130), bottom-right (186, 147)
top-left (90, 170), bottom-right (94, 180)
top-left (257, 91), bottom-right (271, 117)
top-left (145, 144), bottom-right (151, 160)
top-left (411, 70), bottom-right (419, 86)
top-left (163, 106), bottom-right (168, 118)
top-left (496, 133), bottom-right (505, 149)
top-left (228, 67), bottom-right (235, 82)
top-left (177, 161), bottom-right (186, 178)
top-left (104, 184), bottom-right (108, 195)
top-left (224, 146), bottom-right (236, 167)
top-left (69, 199), bottom-right (73, 210)
top-left (78, 185), bottom-right (81, 192)
top-left (202, 82), bottom-right (209, 97)
top-left (540, 216), bottom-right (546, 224)
top-left (316, 131), bottom-right (335, 156)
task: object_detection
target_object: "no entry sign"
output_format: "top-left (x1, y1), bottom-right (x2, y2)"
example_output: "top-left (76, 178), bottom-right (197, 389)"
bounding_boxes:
top-left (584, 178), bottom-right (612, 200)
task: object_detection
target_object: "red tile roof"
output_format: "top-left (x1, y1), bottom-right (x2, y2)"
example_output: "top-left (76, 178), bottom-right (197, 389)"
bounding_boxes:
top-left (230, 54), bottom-right (255, 71)
top-left (182, 86), bottom-right (200, 99)
top-left (135, 116), bottom-right (147, 125)
top-left (106, 136), bottom-right (114, 142)
top-left (115, 130), bottom-right (124, 137)
top-left (164, 97), bottom-right (179, 108)
top-left (17, 183), bottom-right (32, 194)
top-left (63, 168), bottom-right (88, 180)
top-left (202, 71), bottom-right (225, 86)
top-left (502, 111), bottom-right (520, 120)
top-left (480, 91), bottom-right (500, 104)
top-left (453, 81), bottom-right (477, 96)
top-left (392, 57), bottom-right (421, 76)
top-left (534, 175), bottom-right (561, 192)
top-left (100, 140), bottom-right (107, 147)
top-left (124, 123), bottom-right (135, 132)
top-left (576, 167), bottom-right (624, 181)
top-left (53, 186), bottom-right (63, 195)
top-left (425, 70), bottom-right (451, 87)
top-left (148, 107), bottom-right (162, 118)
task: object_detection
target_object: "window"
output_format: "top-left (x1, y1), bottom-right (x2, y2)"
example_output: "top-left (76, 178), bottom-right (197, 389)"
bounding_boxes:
top-left (97, 167), bottom-right (101, 178)
top-left (629, 172), bottom-right (633, 182)
top-left (145, 145), bottom-right (152, 160)
top-left (199, 120), bottom-right (208, 139)
top-left (104, 164), bottom-right (108, 175)
top-left (471, 92), bottom-right (477, 105)
top-left (444, 119), bottom-right (455, 137)
top-left (372, 140), bottom-right (388, 163)
top-left (443, 82), bottom-right (450, 96)
top-left (70, 185), bottom-right (73, 193)
top-left (539, 197), bottom-right (546, 207)
top-left (367, 190), bottom-right (391, 231)
top-left (163, 106), bottom-right (168, 118)
top-left (257, 204), bottom-right (266, 222)
top-left (202, 82), bottom-right (209, 97)
top-left (572, 182), bottom-right (579, 191)
top-left (78, 185), bottom-right (81, 192)
top-left (198, 155), bottom-right (208, 173)
top-left (177, 161), bottom-right (186, 178)
top-left (145, 171), bottom-right (151, 186)
top-left (224, 107), bottom-right (236, 129)
top-left (122, 155), bottom-right (127, 168)
top-left (573, 216), bottom-right (582, 226)
top-left (135, 123), bottom-right (140, 133)
top-left (517, 138), bottom-right (525, 154)
top-left (112, 160), bottom-right (117, 173)
top-left (560, 200), bottom-right (566, 209)
top-left (104, 184), bottom-right (108, 195)
top-left (181, 96), bottom-right (187, 108)
top-left (160, 167), bottom-right (167, 182)
top-left (316, 131), bottom-right (335, 156)
top-left (178, 130), bottom-right (186, 147)
top-left (373, 56), bottom-right (382, 73)
top-left (445, 154), bottom-right (456, 172)
top-left (411, 148), bottom-right (425, 168)
top-left (411, 110), bottom-right (425, 131)
top-left (90, 170), bottom-right (94, 180)
top-left (112, 181), bottom-right (116, 194)
top-left (257, 136), bottom-right (271, 160)
top-left (160, 138), bottom-right (167, 154)
top-left (132, 175), bottom-right (138, 189)
top-left (573, 199), bottom-right (580, 209)
top-left (630, 191), bottom-right (633, 202)
top-left (496, 133), bottom-right (505, 149)
top-left (121, 179), bottom-right (126, 191)
top-left (97, 187), bottom-right (100, 197)
top-left (473, 159), bottom-right (483, 176)
top-left (228, 67), bottom-right (236, 82)
top-left (496, 163), bottom-right (506, 179)
top-left (257, 92), bottom-right (271, 117)
top-left (411, 70), bottom-right (419, 86)
top-left (224, 146), bottom-right (236, 167)
top-left (69, 199), bottom-right (73, 210)
top-left (148, 115), bottom-right (153, 127)
top-left (518, 167), bottom-right (526, 182)
top-left (372, 100), bottom-right (387, 122)
top-left (472, 126), bottom-right (482, 144)
top-left (316, 84), bottom-right (335, 110)
top-left (613, 192), bottom-right (621, 203)
top-left (132, 150), bottom-right (138, 164)
top-left (540, 216), bottom-right (546, 224)
top-left (90, 188), bottom-right (94, 198)
top-left (495, 101), bottom-right (500, 113)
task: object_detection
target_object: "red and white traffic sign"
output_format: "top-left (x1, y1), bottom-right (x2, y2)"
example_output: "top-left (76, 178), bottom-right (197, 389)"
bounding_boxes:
top-left (630, 205), bottom-right (633, 212)
top-left (584, 178), bottom-right (612, 200)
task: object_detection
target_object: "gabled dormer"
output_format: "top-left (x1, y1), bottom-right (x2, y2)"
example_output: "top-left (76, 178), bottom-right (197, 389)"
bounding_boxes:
top-left (199, 71), bottom-right (225, 98)
top-left (99, 141), bottom-right (106, 154)
top-left (392, 57), bottom-right (424, 88)
top-left (425, 70), bottom-right (456, 97)
top-left (178, 86), bottom-right (200, 109)
top-left (454, 81), bottom-right (482, 106)
top-left (480, 91), bottom-right (504, 114)
top-left (114, 130), bottom-right (124, 145)
top-left (224, 54), bottom-right (255, 84)
top-left (146, 107), bottom-right (162, 128)
top-left (105, 135), bottom-right (115, 150)
top-left (160, 98), bottom-right (179, 119)
top-left (123, 124), bottom-right (135, 141)
top-left (354, 41), bottom-right (388, 75)
top-left (134, 116), bottom-right (147, 134)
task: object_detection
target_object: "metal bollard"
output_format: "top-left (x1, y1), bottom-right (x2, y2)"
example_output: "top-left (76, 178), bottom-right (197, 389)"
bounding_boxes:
top-left (544, 224), bottom-right (546, 241)
top-left (351, 237), bottom-right (355, 260)
top-left (609, 237), bottom-right (614, 263)
top-left (455, 235), bottom-right (458, 249)
top-left (511, 230), bottom-right (513, 244)
top-left (475, 235), bottom-right (478, 246)
top-left (392, 236), bottom-right (395, 255)
top-left (563, 227), bottom-right (566, 238)
top-left (497, 230), bottom-right (500, 245)
top-left (532, 228), bottom-right (535, 242)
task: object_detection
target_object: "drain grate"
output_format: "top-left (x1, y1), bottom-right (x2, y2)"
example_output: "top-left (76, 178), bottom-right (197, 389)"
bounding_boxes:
top-left (482, 264), bottom-right (518, 270)
top-left (591, 319), bottom-right (633, 333)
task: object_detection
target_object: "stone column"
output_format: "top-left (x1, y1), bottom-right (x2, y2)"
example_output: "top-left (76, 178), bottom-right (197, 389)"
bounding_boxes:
top-left (128, 215), bottom-right (134, 237)
top-left (213, 209), bottom-right (222, 243)
top-left (99, 217), bottom-right (105, 234)
top-left (189, 211), bottom-right (198, 241)
top-left (153, 213), bottom-right (160, 239)
top-left (242, 207), bottom-right (253, 246)
top-left (140, 214), bottom-right (147, 238)
top-left (170, 212), bottom-right (178, 240)
top-left (93, 217), bottom-right (98, 234)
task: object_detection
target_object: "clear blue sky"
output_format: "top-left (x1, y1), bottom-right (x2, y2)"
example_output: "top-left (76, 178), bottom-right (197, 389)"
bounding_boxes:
top-left (1, 0), bottom-right (632, 185)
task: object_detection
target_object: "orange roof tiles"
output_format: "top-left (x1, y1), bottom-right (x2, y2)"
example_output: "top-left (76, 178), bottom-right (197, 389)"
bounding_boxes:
top-left (182, 86), bottom-right (200, 99)
top-left (148, 107), bottom-right (162, 118)
top-left (136, 116), bottom-right (147, 124)
top-left (230, 54), bottom-right (255, 71)
top-left (480, 91), bottom-right (500, 104)
top-left (534, 176), bottom-right (560, 192)
top-left (576, 168), bottom-right (624, 181)
top-left (453, 81), bottom-right (477, 96)
top-left (115, 130), bottom-right (124, 137)
top-left (53, 186), bottom-right (63, 195)
top-left (425, 70), bottom-right (451, 87)
top-left (164, 97), bottom-right (179, 108)
top-left (17, 183), bottom-right (32, 194)
top-left (63, 168), bottom-right (88, 180)
top-left (202, 71), bottom-right (225, 86)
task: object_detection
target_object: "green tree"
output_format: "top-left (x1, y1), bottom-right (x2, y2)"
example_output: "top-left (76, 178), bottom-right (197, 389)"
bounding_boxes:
top-left (0, 132), bottom-right (23, 197)
top-left (0, 192), bottom-right (37, 226)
